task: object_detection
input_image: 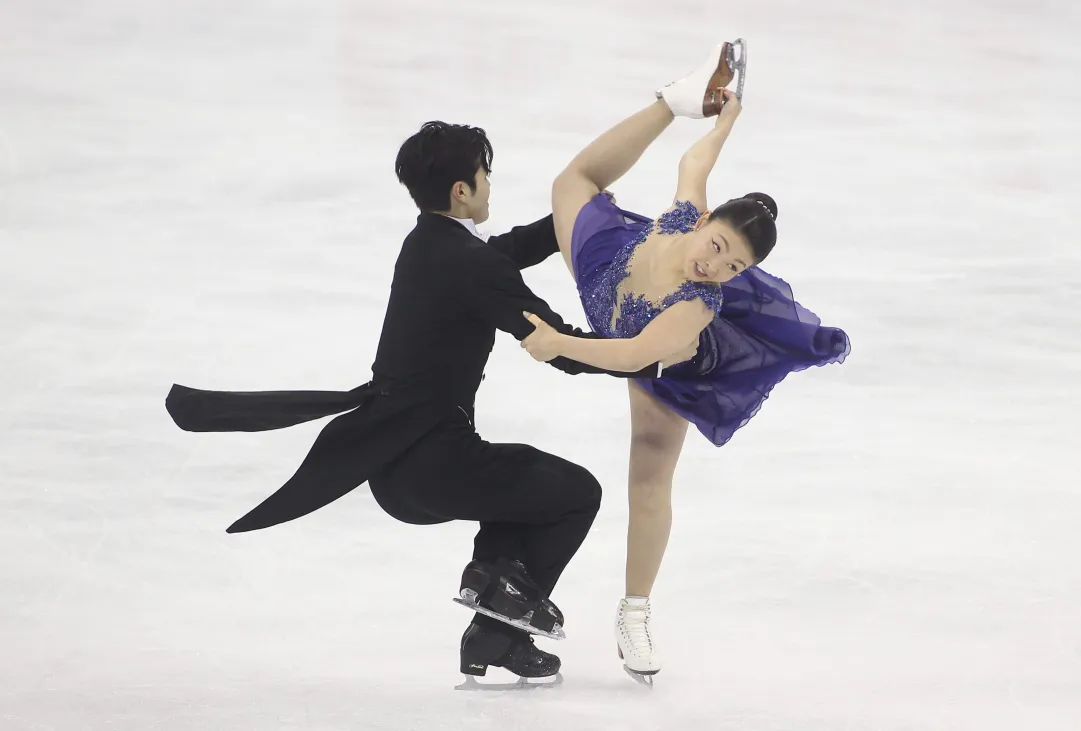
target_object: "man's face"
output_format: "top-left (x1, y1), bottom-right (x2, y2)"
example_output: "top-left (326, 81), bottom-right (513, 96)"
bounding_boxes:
top-left (465, 167), bottom-right (490, 224)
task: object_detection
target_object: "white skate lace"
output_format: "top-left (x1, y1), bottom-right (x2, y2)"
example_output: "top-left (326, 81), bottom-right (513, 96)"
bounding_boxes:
top-left (619, 603), bottom-right (653, 654)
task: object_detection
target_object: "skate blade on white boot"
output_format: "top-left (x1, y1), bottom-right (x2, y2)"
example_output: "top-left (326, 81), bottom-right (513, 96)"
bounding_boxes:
top-left (453, 589), bottom-right (566, 641)
top-left (619, 646), bottom-right (658, 688)
top-left (615, 598), bottom-right (661, 687)
top-left (455, 673), bottom-right (564, 692)
top-left (727, 38), bottom-right (748, 101)
top-left (656, 38), bottom-right (749, 117)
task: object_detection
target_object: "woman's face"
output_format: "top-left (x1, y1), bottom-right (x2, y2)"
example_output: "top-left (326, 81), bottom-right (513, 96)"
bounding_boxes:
top-left (683, 214), bottom-right (754, 284)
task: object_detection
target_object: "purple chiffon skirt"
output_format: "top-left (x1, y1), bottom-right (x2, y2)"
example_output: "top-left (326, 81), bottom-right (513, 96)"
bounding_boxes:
top-left (570, 193), bottom-right (850, 447)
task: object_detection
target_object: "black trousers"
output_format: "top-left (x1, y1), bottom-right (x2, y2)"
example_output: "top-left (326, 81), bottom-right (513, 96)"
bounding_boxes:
top-left (368, 409), bottom-right (601, 599)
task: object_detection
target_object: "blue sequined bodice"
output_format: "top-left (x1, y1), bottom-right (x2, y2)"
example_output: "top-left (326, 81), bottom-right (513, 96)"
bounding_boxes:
top-left (580, 201), bottom-right (723, 338)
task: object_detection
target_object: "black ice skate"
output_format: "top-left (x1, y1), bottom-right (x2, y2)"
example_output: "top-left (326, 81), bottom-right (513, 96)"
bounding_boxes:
top-left (455, 622), bottom-right (563, 691)
top-left (453, 558), bottom-right (566, 640)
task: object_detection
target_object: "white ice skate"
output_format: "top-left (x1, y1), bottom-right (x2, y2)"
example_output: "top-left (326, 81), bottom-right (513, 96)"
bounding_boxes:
top-left (655, 39), bottom-right (748, 118)
top-left (615, 597), bottom-right (661, 686)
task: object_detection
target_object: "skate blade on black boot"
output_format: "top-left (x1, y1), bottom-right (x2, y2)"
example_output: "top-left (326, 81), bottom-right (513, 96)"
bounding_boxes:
top-left (454, 589), bottom-right (566, 641)
top-left (456, 674), bottom-right (564, 691)
top-left (456, 623), bottom-right (563, 691)
top-left (455, 559), bottom-right (565, 640)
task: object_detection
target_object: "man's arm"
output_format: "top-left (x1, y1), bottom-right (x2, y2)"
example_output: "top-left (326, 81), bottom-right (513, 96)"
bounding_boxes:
top-left (465, 250), bottom-right (660, 378)
top-left (485, 215), bottom-right (559, 270)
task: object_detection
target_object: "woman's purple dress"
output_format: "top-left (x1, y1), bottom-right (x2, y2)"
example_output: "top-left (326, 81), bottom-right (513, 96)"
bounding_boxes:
top-left (571, 193), bottom-right (850, 447)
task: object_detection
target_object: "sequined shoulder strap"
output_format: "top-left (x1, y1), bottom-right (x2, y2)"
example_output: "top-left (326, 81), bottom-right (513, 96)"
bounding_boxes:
top-left (655, 201), bottom-right (703, 235)
top-left (661, 280), bottom-right (724, 313)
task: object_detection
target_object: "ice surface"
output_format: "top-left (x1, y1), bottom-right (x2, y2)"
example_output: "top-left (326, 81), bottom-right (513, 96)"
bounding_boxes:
top-left (2, 1), bottom-right (1080, 729)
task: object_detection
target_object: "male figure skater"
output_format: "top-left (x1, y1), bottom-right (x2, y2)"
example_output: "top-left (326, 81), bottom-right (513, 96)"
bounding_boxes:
top-left (166, 121), bottom-right (683, 682)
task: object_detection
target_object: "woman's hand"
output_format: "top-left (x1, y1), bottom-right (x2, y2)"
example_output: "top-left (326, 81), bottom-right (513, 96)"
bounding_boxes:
top-left (715, 88), bottom-right (741, 127)
top-left (520, 312), bottom-right (565, 362)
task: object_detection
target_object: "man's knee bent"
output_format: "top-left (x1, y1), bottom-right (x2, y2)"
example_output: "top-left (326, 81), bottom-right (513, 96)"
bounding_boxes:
top-left (559, 461), bottom-right (602, 514)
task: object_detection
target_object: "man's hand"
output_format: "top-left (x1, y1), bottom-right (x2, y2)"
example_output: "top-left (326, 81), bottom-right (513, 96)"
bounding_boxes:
top-left (520, 312), bottom-right (565, 362)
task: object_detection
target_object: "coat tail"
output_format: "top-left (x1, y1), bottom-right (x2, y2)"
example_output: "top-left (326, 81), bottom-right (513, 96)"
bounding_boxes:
top-left (165, 382), bottom-right (376, 433)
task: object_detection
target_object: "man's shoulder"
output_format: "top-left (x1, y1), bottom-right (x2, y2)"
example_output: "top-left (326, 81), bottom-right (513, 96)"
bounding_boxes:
top-left (393, 227), bottom-right (507, 288)
top-left (403, 214), bottom-right (487, 247)
top-left (397, 214), bottom-right (523, 279)
top-left (409, 224), bottom-right (507, 263)
top-left (459, 238), bottom-right (519, 278)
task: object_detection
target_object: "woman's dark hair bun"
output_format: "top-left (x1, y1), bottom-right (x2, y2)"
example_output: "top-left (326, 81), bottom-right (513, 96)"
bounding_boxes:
top-left (742, 192), bottom-right (777, 221)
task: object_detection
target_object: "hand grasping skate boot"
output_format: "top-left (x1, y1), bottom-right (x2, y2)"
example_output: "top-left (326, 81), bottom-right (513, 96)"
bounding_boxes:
top-left (655, 38), bottom-right (748, 118)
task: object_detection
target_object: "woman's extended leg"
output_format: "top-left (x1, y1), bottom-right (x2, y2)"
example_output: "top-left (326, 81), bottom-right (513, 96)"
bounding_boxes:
top-left (551, 100), bottom-right (675, 272)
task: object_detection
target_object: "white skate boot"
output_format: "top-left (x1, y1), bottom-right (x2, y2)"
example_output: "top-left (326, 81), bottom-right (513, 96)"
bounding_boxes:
top-left (615, 597), bottom-right (661, 686)
top-left (655, 39), bottom-right (748, 118)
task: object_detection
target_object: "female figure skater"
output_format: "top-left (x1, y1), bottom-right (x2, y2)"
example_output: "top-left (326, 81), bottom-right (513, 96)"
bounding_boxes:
top-left (521, 41), bottom-right (850, 681)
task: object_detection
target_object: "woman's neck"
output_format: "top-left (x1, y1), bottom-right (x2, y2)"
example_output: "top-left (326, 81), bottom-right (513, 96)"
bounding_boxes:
top-left (646, 233), bottom-right (690, 286)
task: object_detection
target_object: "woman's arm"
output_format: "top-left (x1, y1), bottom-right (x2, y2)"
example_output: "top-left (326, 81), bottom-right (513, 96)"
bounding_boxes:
top-left (465, 249), bottom-right (663, 378)
top-left (671, 89), bottom-right (741, 211)
top-left (522, 298), bottom-right (713, 372)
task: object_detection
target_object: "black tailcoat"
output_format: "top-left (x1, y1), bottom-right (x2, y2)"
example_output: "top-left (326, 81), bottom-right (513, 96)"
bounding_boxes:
top-left (165, 213), bottom-right (657, 533)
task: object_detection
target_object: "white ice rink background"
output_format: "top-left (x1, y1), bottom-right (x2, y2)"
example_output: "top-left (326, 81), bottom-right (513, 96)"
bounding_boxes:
top-left (2, 1), bottom-right (1080, 729)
